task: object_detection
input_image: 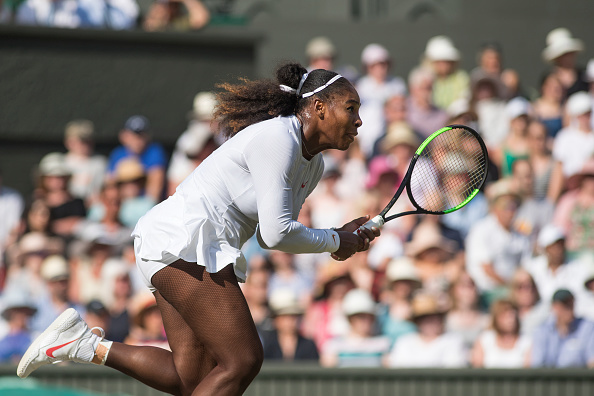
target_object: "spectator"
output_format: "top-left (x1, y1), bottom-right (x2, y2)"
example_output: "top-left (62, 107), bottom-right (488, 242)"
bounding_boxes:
top-left (531, 289), bottom-right (594, 368)
top-left (84, 299), bottom-right (111, 340)
top-left (542, 28), bottom-right (589, 100)
top-left (405, 220), bottom-right (461, 300)
top-left (445, 271), bottom-right (490, 350)
top-left (510, 159), bottom-right (554, 246)
top-left (0, 169), bottom-right (24, 251)
top-left (309, 159), bottom-right (349, 230)
top-left (471, 76), bottom-right (507, 150)
top-left (386, 292), bottom-right (466, 368)
top-left (532, 73), bottom-right (565, 138)
top-left (14, 0), bottom-right (139, 29)
top-left (321, 288), bottom-right (390, 367)
top-left (302, 263), bottom-right (353, 350)
top-left (0, 292), bottom-right (37, 363)
top-left (509, 268), bottom-right (549, 336)
top-left (143, 0), bottom-right (209, 31)
top-left (124, 292), bottom-right (169, 350)
top-left (241, 262), bottom-right (273, 335)
top-left (356, 43), bottom-right (406, 158)
top-left (107, 115), bottom-right (167, 202)
top-left (588, 59), bottom-right (594, 128)
top-left (305, 36), bottom-right (336, 72)
top-left (62, 119), bottom-right (107, 203)
top-left (30, 254), bottom-right (85, 333)
top-left (577, 264), bottom-right (594, 321)
top-left (101, 258), bottom-right (132, 343)
top-left (471, 299), bottom-right (531, 368)
top-left (526, 225), bottom-right (589, 305)
top-left (377, 257), bottom-right (419, 345)
top-left (406, 67), bottom-right (448, 139)
top-left (466, 179), bottom-right (531, 301)
top-left (261, 289), bottom-right (319, 362)
top-left (167, 92), bottom-right (219, 196)
top-left (552, 91), bottom-right (594, 178)
top-left (35, 152), bottom-right (87, 239)
top-left (496, 97), bottom-right (531, 176)
top-left (267, 250), bottom-right (311, 303)
top-left (525, 120), bottom-right (564, 202)
top-left (424, 35), bottom-right (470, 111)
top-left (76, 182), bottom-right (132, 254)
top-left (553, 159), bottom-right (594, 255)
top-left (365, 155), bottom-right (415, 241)
top-left (70, 232), bottom-right (120, 305)
top-left (114, 158), bottom-right (156, 228)
top-left (470, 42), bottom-right (511, 100)
top-left (4, 232), bottom-right (64, 301)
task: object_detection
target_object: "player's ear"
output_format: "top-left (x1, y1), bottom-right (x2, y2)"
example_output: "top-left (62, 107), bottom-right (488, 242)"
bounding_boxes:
top-left (313, 98), bottom-right (325, 120)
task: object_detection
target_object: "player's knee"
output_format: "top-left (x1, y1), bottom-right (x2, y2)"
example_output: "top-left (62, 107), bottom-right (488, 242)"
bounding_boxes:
top-left (223, 343), bottom-right (263, 387)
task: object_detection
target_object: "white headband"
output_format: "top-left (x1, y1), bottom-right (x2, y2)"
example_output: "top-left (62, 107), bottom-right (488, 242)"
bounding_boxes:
top-left (282, 73), bottom-right (343, 98)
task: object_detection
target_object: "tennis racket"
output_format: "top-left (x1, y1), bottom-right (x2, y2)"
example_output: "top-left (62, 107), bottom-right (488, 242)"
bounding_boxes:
top-left (358, 124), bottom-right (489, 232)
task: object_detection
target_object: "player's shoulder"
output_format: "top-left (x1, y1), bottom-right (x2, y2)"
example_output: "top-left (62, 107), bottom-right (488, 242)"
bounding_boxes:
top-left (245, 116), bottom-right (300, 146)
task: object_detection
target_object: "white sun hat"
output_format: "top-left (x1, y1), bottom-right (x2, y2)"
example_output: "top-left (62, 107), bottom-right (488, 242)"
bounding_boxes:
top-left (425, 35), bottom-right (460, 62)
top-left (361, 43), bottom-right (390, 65)
top-left (342, 288), bottom-right (376, 316)
top-left (566, 91), bottom-right (593, 117)
top-left (542, 28), bottom-right (584, 62)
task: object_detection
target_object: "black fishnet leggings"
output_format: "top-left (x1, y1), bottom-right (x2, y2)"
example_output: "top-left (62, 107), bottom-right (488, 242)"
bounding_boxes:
top-left (105, 260), bottom-right (264, 396)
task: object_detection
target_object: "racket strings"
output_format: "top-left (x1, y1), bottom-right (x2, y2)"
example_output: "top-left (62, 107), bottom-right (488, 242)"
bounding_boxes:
top-left (410, 128), bottom-right (487, 212)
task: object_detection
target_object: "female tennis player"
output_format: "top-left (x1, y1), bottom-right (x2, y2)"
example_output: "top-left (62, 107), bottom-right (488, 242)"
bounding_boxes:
top-left (18, 63), bottom-right (380, 395)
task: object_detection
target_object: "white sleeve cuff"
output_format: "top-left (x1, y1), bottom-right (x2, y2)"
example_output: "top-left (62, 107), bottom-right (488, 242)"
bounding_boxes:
top-left (326, 229), bottom-right (340, 253)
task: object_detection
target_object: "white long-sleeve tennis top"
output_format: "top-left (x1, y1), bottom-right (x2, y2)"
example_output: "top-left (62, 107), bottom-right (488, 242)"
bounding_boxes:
top-left (132, 115), bottom-right (340, 281)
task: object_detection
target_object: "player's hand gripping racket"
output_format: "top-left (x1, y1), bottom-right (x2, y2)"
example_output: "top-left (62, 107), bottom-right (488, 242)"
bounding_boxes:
top-left (358, 124), bottom-right (489, 232)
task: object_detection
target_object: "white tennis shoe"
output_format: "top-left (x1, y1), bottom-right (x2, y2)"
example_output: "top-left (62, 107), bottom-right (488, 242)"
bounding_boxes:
top-left (17, 308), bottom-right (104, 378)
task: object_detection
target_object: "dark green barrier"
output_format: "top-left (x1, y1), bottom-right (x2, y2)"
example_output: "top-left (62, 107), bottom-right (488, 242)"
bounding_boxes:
top-left (0, 26), bottom-right (259, 195)
top-left (1, 364), bottom-right (593, 396)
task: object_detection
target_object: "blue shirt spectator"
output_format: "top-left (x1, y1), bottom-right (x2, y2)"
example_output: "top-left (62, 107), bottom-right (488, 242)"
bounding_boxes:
top-left (108, 116), bottom-right (168, 202)
top-left (531, 289), bottom-right (594, 368)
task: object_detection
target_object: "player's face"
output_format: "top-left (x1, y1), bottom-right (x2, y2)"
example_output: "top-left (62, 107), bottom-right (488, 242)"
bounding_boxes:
top-left (324, 86), bottom-right (362, 151)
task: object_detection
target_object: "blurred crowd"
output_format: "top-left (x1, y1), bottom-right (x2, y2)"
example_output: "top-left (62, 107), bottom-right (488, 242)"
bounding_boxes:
top-left (0, 0), bottom-right (210, 31)
top-left (1, 27), bottom-right (594, 370)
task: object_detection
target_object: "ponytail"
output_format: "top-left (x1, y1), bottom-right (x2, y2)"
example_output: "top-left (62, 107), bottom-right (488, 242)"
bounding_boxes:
top-left (214, 62), bottom-right (349, 138)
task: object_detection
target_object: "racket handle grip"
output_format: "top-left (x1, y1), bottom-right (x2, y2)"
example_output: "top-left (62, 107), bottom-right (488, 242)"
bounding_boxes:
top-left (353, 215), bottom-right (385, 234)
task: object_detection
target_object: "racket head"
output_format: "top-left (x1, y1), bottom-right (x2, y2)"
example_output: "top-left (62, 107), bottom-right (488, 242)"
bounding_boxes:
top-left (405, 124), bottom-right (489, 215)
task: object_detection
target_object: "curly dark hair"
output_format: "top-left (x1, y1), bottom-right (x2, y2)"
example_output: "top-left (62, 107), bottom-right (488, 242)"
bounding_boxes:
top-left (214, 62), bottom-right (352, 138)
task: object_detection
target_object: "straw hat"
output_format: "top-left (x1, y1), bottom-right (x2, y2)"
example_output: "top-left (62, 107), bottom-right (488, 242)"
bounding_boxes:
top-left (40, 254), bottom-right (70, 281)
top-left (269, 289), bottom-right (304, 316)
top-left (411, 293), bottom-right (446, 320)
top-left (17, 232), bottom-right (63, 262)
top-left (65, 119), bottom-right (94, 141)
top-left (385, 256), bottom-right (421, 284)
top-left (542, 28), bottom-right (584, 62)
top-left (39, 152), bottom-right (71, 177)
top-left (405, 223), bottom-right (457, 258)
top-left (485, 178), bottom-right (521, 204)
top-left (306, 36), bottom-right (336, 60)
top-left (381, 122), bottom-right (420, 152)
top-left (342, 288), bottom-right (376, 316)
top-left (425, 36), bottom-right (460, 62)
top-left (115, 158), bottom-right (145, 183)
